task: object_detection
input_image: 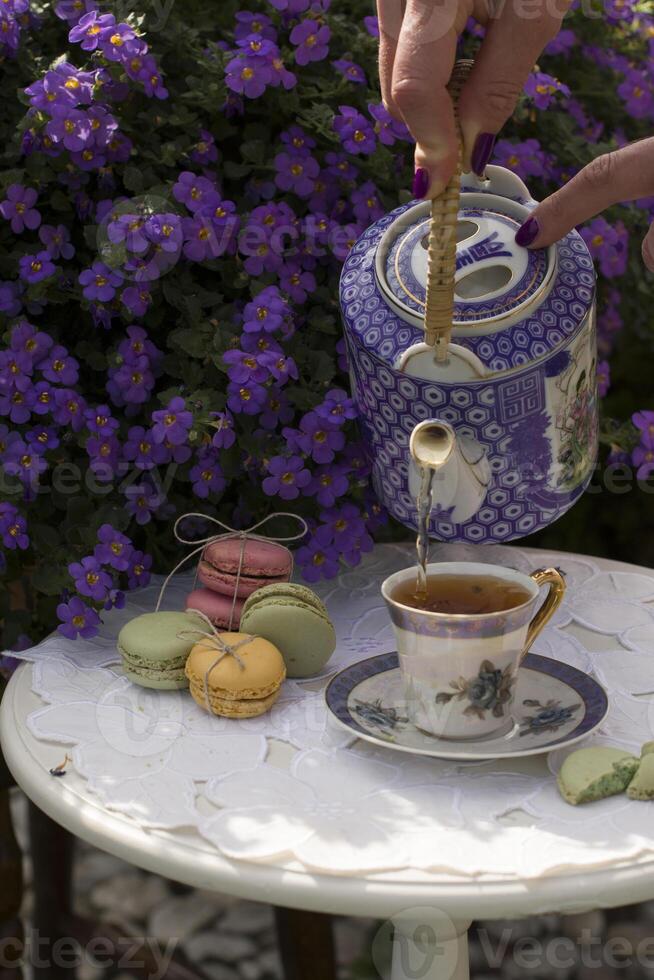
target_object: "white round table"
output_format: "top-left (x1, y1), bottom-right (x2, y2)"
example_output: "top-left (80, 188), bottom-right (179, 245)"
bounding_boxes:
top-left (3, 545), bottom-right (654, 980)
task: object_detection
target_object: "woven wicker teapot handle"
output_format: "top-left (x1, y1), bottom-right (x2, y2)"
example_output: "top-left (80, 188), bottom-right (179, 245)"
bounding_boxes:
top-left (423, 59), bottom-right (474, 360)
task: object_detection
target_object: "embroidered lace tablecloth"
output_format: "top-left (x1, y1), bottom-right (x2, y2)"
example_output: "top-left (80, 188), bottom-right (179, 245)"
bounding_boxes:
top-left (9, 542), bottom-right (654, 878)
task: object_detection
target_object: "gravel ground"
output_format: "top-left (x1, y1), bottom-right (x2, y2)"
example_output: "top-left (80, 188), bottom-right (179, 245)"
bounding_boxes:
top-left (10, 790), bottom-right (654, 979)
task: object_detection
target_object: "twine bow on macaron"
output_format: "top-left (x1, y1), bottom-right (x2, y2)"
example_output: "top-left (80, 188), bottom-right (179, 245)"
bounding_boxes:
top-left (178, 608), bottom-right (259, 713)
top-left (155, 510), bottom-right (308, 630)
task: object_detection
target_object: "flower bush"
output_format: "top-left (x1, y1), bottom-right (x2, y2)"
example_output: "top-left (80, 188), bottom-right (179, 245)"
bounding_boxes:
top-left (0, 0), bottom-right (653, 650)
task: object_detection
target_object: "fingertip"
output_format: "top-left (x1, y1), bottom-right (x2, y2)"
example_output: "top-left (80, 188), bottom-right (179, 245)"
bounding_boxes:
top-left (515, 216), bottom-right (540, 248)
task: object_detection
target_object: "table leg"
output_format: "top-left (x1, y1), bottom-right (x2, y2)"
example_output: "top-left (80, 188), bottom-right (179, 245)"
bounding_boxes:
top-left (390, 912), bottom-right (471, 980)
top-left (274, 907), bottom-right (336, 980)
top-left (0, 777), bottom-right (24, 979)
top-left (28, 801), bottom-right (76, 979)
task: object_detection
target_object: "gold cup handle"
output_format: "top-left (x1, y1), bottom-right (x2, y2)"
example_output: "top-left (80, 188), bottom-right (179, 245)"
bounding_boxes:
top-left (522, 567), bottom-right (567, 660)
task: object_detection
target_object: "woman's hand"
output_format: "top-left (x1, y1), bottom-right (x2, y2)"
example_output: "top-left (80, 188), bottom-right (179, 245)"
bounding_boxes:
top-left (515, 138), bottom-right (654, 271)
top-left (377, 0), bottom-right (568, 199)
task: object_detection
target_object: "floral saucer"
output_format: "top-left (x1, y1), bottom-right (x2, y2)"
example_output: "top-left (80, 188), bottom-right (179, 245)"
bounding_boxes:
top-left (325, 652), bottom-right (608, 761)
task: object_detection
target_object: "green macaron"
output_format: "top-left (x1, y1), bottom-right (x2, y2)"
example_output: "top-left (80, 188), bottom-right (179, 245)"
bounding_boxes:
top-left (240, 583), bottom-right (336, 678)
top-left (117, 610), bottom-right (206, 690)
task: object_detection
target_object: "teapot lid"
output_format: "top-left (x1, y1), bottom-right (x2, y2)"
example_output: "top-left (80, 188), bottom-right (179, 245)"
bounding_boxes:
top-left (376, 193), bottom-right (554, 332)
top-left (340, 171), bottom-right (596, 376)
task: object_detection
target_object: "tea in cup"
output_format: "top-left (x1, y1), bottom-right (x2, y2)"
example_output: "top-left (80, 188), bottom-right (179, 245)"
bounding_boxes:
top-left (381, 562), bottom-right (566, 740)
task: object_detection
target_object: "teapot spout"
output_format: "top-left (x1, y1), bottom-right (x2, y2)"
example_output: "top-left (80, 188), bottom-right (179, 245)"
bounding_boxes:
top-left (409, 420), bottom-right (456, 472)
top-left (409, 419), bottom-right (490, 527)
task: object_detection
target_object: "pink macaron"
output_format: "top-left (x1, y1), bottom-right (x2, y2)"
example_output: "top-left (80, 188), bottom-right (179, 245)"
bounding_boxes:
top-left (197, 537), bottom-right (293, 599)
top-left (185, 588), bottom-right (245, 630)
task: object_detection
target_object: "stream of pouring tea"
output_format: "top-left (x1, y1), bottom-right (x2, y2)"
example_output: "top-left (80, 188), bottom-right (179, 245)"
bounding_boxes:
top-left (415, 464), bottom-right (435, 600)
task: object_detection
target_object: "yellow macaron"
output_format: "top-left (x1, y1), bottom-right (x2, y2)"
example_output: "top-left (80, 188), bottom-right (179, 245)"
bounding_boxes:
top-left (185, 632), bottom-right (286, 718)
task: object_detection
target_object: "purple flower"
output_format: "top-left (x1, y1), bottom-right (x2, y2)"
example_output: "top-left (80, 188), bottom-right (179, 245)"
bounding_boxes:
top-left (182, 214), bottom-right (227, 261)
top-left (4, 439), bottom-right (49, 485)
top-left (99, 22), bottom-right (137, 61)
top-left (581, 218), bottom-right (628, 278)
top-left (274, 151), bottom-right (320, 197)
top-left (364, 14), bottom-right (379, 36)
top-left (55, 1), bottom-right (99, 24)
top-left (263, 455), bottom-right (311, 500)
top-left (304, 463), bottom-right (349, 506)
top-left (316, 388), bottom-right (357, 424)
top-left (290, 20), bottom-right (330, 66)
top-left (30, 382), bottom-right (54, 416)
top-left (235, 11), bottom-right (276, 41)
top-left (86, 435), bottom-right (121, 478)
top-left (597, 361), bottom-right (610, 398)
top-left (544, 28), bottom-right (576, 56)
top-left (136, 59), bottom-right (169, 100)
top-left (332, 59), bottom-right (366, 84)
top-left (296, 536), bottom-right (340, 582)
top-left (104, 589), bottom-right (125, 611)
top-left (279, 264), bottom-right (316, 304)
top-left (173, 171), bottom-right (219, 213)
top-left (151, 396), bottom-right (193, 446)
top-left (280, 125), bottom-right (316, 155)
top-left (211, 411), bottom-right (236, 449)
top-left (52, 388), bottom-right (86, 431)
top-left (190, 129), bottom-right (219, 166)
top-left (68, 9), bottom-right (115, 50)
top-left (524, 71), bottom-right (570, 110)
top-left (296, 412), bottom-right (345, 463)
top-left (0, 380), bottom-right (35, 425)
top-left (633, 411), bottom-right (654, 447)
top-left (242, 286), bottom-right (288, 333)
top-left (269, 0), bottom-right (311, 11)
top-left (333, 106), bottom-right (377, 155)
top-left (94, 523), bottom-right (133, 571)
top-left (633, 442), bottom-right (654, 480)
top-left (45, 106), bottom-right (94, 152)
top-left (0, 185), bottom-right (41, 233)
top-left (259, 387), bottom-right (294, 430)
top-left (617, 70), bottom-right (654, 120)
top-left (123, 426), bottom-right (168, 470)
top-left (227, 379), bottom-right (268, 415)
top-left (26, 426), bottom-right (59, 452)
top-left (190, 448), bottom-right (226, 499)
top-left (127, 549), bottom-right (152, 588)
top-left (351, 180), bottom-right (385, 224)
top-left (0, 503), bottom-right (29, 550)
top-left (19, 251), bottom-right (57, 284)
top-left (39, 224), bottom-right (75, 260)
top-left (225, 55), bottom-right (272, 98)
top-left (223, 347), bottom-right (270, 384)
top-left (85, 405), bottom-right (119, 437)
top-left (124, 481), bottom-right (162, 525)
top-left (57, 596), bottom-right (101, 640)
top-left (493, 139), bottom-right (548, 180)
top-left (79, 261), bottom-right (123, 302)
top-left (108, 214), bottom-right (149, 253)
top-left (39, 344), bottom-right (79, 385)
top-left (0, 281), bottom-right (22, 317)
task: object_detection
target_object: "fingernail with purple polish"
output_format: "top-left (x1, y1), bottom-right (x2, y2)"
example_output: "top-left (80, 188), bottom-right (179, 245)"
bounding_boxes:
top-left (471, 133), bottom-right (495, 177)
top-left (412, 167), bottom-right (430, 199)
top-left (516, 216), bottom-right (540, 247)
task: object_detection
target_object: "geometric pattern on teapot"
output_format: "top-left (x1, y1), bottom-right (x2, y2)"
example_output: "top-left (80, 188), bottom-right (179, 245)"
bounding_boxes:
top-left (340, 204), bottom-right (595, 376)
top-left (346, 312), bottom-right (598, 543)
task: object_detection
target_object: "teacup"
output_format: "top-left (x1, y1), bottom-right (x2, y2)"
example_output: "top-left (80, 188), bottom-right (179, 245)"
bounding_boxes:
top-left (381, 561), bottom-right (566, 741)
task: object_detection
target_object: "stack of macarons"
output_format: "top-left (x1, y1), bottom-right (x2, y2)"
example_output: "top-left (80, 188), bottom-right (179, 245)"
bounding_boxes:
top-left (185, 536), bottom-right (293, 630)
top-left (240, 583), bottom-right (336, 678)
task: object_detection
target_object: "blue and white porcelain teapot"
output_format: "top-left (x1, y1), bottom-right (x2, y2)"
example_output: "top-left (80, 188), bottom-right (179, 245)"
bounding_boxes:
top-left (340, 166), bottom-right (598, 544)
